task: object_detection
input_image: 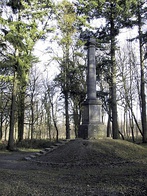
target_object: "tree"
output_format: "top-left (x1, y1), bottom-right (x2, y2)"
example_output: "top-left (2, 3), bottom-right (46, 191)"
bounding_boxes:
top-left (76, 0), bottom-right (137, 139)
top-left (69, 55), bottom-right (86, 138)
top-left (46, 83), bottom-right (59, 142)
top-left (42, 82), bottom-right (52, 141)
top-left (127, 0), bottom-right (147, 142)
top-left (27, 64), bottom-right (43, 140)
top-left (54, 0), bottom-right (78, 139)
top-left (137, 0), bottom-right (147, 143)
top-left (0, 0), bottom-right (54, 149)
top-left (7, 70), bottom-right (17, 150)
top-left (116, 44), bottom-right (143, 141)
top-left (0, 68), bottom-right (12, 141)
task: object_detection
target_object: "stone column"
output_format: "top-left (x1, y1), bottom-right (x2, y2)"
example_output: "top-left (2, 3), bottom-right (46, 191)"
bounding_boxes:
top-left (78, 38), bottom-right (105, 139)
top-left (87, 38), bottom-right (96, 100)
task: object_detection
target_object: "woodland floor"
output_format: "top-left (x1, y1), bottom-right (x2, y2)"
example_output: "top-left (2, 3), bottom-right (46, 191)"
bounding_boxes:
top-left (0, 138), bottom-right (147, 196)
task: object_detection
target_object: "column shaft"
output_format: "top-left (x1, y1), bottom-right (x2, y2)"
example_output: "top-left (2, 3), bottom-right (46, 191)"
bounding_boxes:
top-left (87, 38), bottom-right (96, 100)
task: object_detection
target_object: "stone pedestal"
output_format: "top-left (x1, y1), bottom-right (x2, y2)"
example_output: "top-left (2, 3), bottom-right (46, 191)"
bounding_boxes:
top-left (78, 99), bottom-right (105, 139)
top-left (78, 37), bottom-right (106, 139)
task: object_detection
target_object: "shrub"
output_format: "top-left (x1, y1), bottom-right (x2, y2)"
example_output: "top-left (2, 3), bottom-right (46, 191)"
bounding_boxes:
top-left (16, 139), bottom-right (54, 149)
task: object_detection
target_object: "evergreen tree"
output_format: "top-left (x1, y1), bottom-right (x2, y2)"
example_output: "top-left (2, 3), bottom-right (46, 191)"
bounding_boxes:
top-left (75, 0), bottom-right (137, 139)
top-left (54, 0), bottom-right (84, 139)
top-left (136, 0), bottom-right (147, 143)
top-left (0, 0), bottom-right (54, 149)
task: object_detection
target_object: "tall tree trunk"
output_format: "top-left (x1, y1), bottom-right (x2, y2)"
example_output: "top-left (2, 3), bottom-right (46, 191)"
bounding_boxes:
top-left (7, 71), bottom-right (17, 151)
top-left (0, 121), bottom-right (2, 140)
top-left (107, 115), bottom-right (111, 137)
top-left (123, 107), bottom-right (127, 138)
top-left (110, 5), bottom-right (119, 139)
top-left (31, 102), bottom-right (34, 140)
top-left (0, 91), bottom-right (3, 140)
top-left (50, 100), bottom-right (59, 142)
top-left (73, 101), bottom-right (80, 138)
top-left (48, 88), bottom-right (59, 142)
top-left (107, 102), bottom-right (112, 137)
top-left (129, 111), bottom-right (135, 142)
top-left (0, 111), bottom-right (2, 140)
top-left (65, 91), bottom-right (70, 139)
top-left (17, 92), bottom-right (25, 142)
top-left (138, 2), bottom-right (147, 143)
top-left (45, 92), bottom-right (52, 140)
top-left (4, 122), bottom-right (9, 141)
top-left (64, 44), bottom-right (70, 140)
top-left (46, 112), bottom-right (52, 141)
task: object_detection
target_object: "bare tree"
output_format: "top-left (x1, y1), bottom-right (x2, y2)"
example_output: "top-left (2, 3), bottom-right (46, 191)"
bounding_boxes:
top-left (117, 43), bottom-right (143, 141)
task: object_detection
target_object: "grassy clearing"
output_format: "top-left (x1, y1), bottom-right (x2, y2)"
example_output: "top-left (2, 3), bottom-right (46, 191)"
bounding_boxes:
top-left (0, 139), bottom-right (147, 195)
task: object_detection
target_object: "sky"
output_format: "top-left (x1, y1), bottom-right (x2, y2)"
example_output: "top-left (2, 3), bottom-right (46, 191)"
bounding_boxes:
top-left (33, 21), bottom-right (140, 81)
top-left (33, 0), bottom-right (147, 85)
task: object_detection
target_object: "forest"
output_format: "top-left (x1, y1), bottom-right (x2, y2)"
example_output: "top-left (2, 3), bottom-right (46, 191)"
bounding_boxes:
top-left (0, 0), bottom-right (147, 150)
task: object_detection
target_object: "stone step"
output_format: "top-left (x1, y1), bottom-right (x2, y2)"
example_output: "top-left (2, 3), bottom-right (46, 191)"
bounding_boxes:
top-left (39, 150), bottom-right (47, 155)
top-left (24, 157), bottom-right (32, 161)
top-left (35, 153), bottom-right (42, 156)
top-left (29, 155), bottom-right (36, 158)
top-left (45, 148), bottom-right (53, 151)
top-left (23, 139), bottom-right (72, 161)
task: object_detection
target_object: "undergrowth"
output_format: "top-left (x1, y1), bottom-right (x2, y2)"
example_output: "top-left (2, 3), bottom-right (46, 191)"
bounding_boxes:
top-left (0, 139), bottom-right (55, 150)
top-left (16, 139), bottom-right (54, 149)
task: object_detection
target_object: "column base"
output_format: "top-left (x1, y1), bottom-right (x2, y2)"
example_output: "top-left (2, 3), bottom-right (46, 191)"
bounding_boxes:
top-left (78, 123), bottom-right (106, 139)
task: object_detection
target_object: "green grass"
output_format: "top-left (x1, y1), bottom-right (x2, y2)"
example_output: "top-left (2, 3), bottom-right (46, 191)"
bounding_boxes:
top-left (87, 139), bottom-right (147, 163)
top-left (17, 147), bottom-right (41, 152)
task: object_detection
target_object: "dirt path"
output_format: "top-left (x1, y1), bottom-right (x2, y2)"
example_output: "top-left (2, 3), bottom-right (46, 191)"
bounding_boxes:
top-left (0, 150), bottom-right (37, 170)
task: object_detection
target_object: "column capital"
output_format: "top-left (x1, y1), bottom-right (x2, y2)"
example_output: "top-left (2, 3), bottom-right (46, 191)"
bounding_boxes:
top-left (87, 37), bottom-right (96, 46)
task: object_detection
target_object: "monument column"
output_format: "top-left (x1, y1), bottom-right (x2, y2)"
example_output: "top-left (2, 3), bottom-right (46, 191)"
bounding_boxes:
top-left (87, 38), bottom-right (96, 100)
top-left (78, 37), bottom-right (105, 139)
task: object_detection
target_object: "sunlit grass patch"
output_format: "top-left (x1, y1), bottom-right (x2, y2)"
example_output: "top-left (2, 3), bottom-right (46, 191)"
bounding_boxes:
top-left (90, 138), bottom-right (147, 161)
top-left (17, 148), bottom-right (40, 152)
